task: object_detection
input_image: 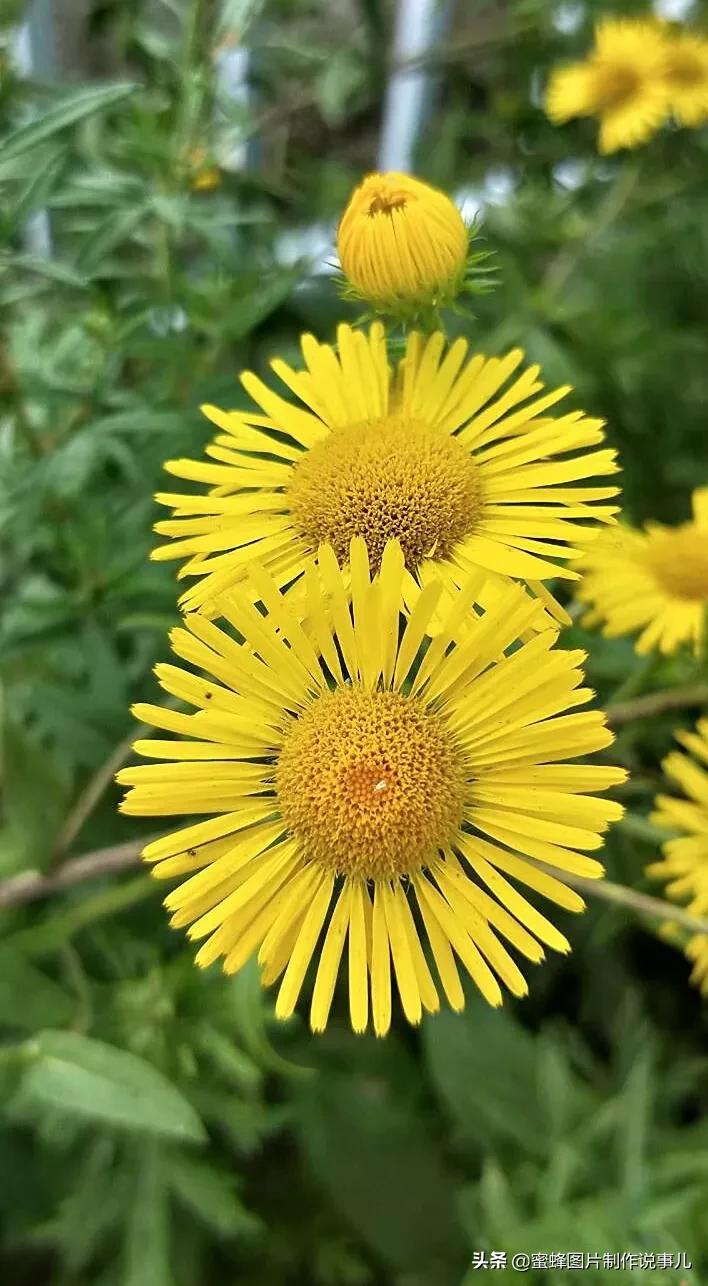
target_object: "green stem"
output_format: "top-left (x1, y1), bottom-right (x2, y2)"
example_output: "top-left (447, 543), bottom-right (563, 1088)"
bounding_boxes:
top-left (560, 870), bottom-right (708, 939)
top-left (616, 813), bottom-right (667, 845)
top-left (540, 160), bottom-right (642, 305)
top-left (607, 652), bottom-right (658, 706)
top-left (3, 875), bottom-right (154, 960)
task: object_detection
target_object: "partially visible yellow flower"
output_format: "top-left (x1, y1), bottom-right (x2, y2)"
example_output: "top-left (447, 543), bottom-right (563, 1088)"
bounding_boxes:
top-left (337, 172), bottom-right (468, 314)
top-left (185, 148), bottom-right (222, 192)
top-left (545, 18), bottom-right (669, 153)
top-left (576, 488), bottom-right (708, 656)
top-left (152, 323), bottom-right (620, 624)
top-left (649, 718), bottom-right (708, 995)
top-left (119, 540), bottom-right (625, 1035)
top-left (192, 166), bottom-right (221, 192)
top-left (660, 30), bottom-right (708, 127)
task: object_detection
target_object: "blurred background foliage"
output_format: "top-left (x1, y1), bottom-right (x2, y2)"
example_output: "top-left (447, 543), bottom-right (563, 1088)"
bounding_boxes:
top-left (2, 0), bottom-right (708, 1281)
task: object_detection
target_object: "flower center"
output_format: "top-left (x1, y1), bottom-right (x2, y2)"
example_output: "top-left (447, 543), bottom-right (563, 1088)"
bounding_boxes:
top-left (663, 51), bottom-right (705, 89)
top-left (287, 414), bottom-right (480, 573)
top-left (645, 526), bottom-right (708, 602)
top-left (594, 64), bottom-right (641, 111)
top-left (275, 687), bottom-right (466, 880)
top-left (368, 190), bottom-right (408, 216)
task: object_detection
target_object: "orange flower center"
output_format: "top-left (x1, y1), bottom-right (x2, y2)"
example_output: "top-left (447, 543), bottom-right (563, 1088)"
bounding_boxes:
top-left (275, 687), bottom-right (466, 880)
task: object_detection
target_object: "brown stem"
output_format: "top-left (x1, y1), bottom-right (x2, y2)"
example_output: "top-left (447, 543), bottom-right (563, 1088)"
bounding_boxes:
top-left (606, 683), bottom-right (708, 729)
top-left (0, 836), bottom-right (161, 911)
top-left (2, 831), bottom-right (708, 949)
top-left (50, 728), bottom-right (145, 867)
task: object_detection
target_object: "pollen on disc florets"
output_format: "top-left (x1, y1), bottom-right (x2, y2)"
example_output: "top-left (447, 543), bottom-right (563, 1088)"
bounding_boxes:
top-left (287, 414), bottom-right (480, 573)
top-left (275, 687), bottom-right (466, 881)
top-left (645, 527), bottom-right (708, 601)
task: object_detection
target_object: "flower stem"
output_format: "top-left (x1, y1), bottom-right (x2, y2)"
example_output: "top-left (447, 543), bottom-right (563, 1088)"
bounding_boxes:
top-left (607, 683), bottom-right (708, 728)
top-left (557, 868), bottom-right (708, 938)
top-left (542, 160), bottom-right (643, 303)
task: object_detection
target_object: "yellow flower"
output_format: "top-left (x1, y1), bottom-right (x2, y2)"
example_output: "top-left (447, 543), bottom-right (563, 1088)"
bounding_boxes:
top-left (576, 488), bottom-right (708, 655)
top-left (648, 718), bottom-right (708, 995)
top-left (337, 172), bottom-right (468, 314)
top-left (660, 30), bottom-right (708, 127)
top-left (192, 166), bottom-right (221, 192)
top-left (545, 18), bottom-right (669, 153)
top-left (152, 323), bottom-right (620, 625)
top-left (184, 147), bottom-right (222, 192)
top-left (119, 541), bottom-right (625, 1035)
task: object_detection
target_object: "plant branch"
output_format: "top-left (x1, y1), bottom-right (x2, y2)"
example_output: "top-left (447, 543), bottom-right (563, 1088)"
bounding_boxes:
top-left (555, 868), bottom-right (708, 938)
top-left (606, 683), bottom-right (708, 729)
top-left (2, 832), bottom-right (708, 948)
top-left (541, 161), bottom-right (642, 302)
top-left (50, 727), bottom-right (145, 867)
top-left (0, 836), bottom-right (158, 911)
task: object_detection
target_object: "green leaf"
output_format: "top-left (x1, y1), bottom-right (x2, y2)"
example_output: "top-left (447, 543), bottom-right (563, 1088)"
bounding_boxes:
top-left (0, 83), bottom-right (139, 168)
top-left (223, 272), bottom-right (299, 340)
top-left (0, 950), bottom-right (74, 1030)
top-left (422, 998), bottom-right (547, 1156)
top-left (168, 1153), bottom-right (262, 1238)
top-left (0, 252), bottom-right (88, 289)
top-left (315, 49), bottom-right (366, 126)
top-left (88, 409), bottom-right (192, 436)
top-left (193, 1024), bottom-right (261, 1092)
top-left (22, 1031), bottom-right (207, 1142)
top-left (75, 205), bottom-right (147, 276)
top-left (123, 1146), bottom-right (174, 1286)
top-left (3, 148), bottom-right (67, 235)
top-left (0, 716), bottom-right (70, 875)
top-left (297, 1043), bottom-right (467, 1280)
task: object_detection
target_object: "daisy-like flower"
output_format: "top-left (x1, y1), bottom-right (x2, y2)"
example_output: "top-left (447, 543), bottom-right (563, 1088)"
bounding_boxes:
top-left (119, 540), bottom-right (625, 1036)
top-left (337, 172), bottom-right (469, 316)
top-left (545, 18), bottom-right (669, 153)
top-left (660, 29), bottom-right (708, 127)
top-left (576, 488), bottom-right (708, 656)
top-left (648, 718), bottom-right (708, 995)
top-left (152, 323), bottom-right (620, 625)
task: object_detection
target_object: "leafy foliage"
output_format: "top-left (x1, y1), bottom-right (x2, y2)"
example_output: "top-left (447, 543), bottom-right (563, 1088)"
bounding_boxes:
top-left (2, 0), bottom-right (708, 1282)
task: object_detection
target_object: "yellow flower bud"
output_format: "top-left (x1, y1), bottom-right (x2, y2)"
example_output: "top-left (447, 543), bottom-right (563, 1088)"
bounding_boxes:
top-left (337, 171), bottom-right (468, 314)
top-left (191, 166), bottom-right (221, 192)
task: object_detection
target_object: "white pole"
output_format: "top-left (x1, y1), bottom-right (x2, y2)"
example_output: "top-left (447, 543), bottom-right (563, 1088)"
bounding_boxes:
top-left (377, 0), bottom-right (450, 174)
top-left (12, 0), bottom-right (55, 258)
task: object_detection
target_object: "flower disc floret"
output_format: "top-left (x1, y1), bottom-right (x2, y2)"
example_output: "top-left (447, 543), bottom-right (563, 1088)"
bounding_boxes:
top-left (120, 539), bottom-right (626, 1036)
top-left (287, 414), bottom-right (480, 573)
top-left (545, 18), bottom-right (670, 153)
top-left (577, 488), bottom-right (708, 655)
top-left (152, 323), bottom-right (620, 626)
top-left (276, 687), bottom-right (466, 879)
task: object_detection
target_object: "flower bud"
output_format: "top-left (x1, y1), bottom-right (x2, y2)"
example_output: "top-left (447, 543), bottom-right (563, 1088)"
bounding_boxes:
top-left (337, 171), bottom-right (468, 315)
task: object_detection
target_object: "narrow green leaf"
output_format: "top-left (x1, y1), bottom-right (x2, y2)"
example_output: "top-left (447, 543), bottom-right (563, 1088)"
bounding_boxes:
top-left (297, 1045), bottom-right (467, 1279)
top-left (124, 1146), bottom-right (174, 1286)
top-left (0, 83), bottom-right (139, 167)
top-left (0, 717), bottom-right (70, 874)
top-left (224, 272), bottom-right (298, 340)
top-left (168, 1153), bottom-right (261, 1238)
top-left (75, 205), bottom-right (147, 276)
top-left (423, 999), bottom-right (547, 1156)
top-left (23, 1031), bottom-right (207, 1142)
top-left (0, 950), bottom-right (74, 1030)
top-left (4, 148), bottom-right (66, 234)
top-left (0, 252), bottom-right (87, 289)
